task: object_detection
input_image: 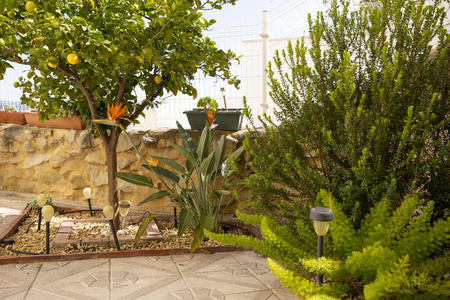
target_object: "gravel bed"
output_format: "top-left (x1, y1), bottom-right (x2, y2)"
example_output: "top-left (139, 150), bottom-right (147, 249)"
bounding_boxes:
top-left (0, 209), bottom-right (249, 257)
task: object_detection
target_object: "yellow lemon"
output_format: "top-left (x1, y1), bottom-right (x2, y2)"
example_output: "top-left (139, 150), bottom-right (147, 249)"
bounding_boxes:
top-left (13, 82), bottom-right (20, 88)
top-left (48, 57), bottom-right (58, 68)
top-left (67, 53), bottom-right (80, 65)
top-left (154, 75), bottom-right (162, 84)
top-left (7, 11), bottom-right (16, 18)
top-left (25, 1), bottom-right (37, 13)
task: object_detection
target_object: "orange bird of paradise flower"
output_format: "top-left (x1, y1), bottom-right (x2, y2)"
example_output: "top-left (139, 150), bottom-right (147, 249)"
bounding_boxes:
top-left (146, 151), bottom-right (161, 166)
top-left (206, 109), bottom-right (216, 129)
top-left (107, 102), bottom-right (128, 121)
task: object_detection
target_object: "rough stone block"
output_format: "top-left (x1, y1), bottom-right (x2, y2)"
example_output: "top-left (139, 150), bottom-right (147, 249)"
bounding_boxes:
top-left (118, 181), bottom-right (139, 193)
top-left (69, 174), bottom-right (87, 189)
top-left (25, 129), bottom-right (38, 141)
top-left (36, 138), bottom-right (47, 152)
top-left (23, 153), bottom-right (49, 168)
top-left (36, 171), bottom-right (59, 183)
top-left (23, 141), bottom-right (35, 152)
top-left (64, 130), bottom-right (77, 143)
top-left (77, 130), bottom-right (90, 149)
top-left (117, 132), bottom-right (141, 152)
top-left (117, 157), bottom-right (134, 169)
top-left (4, 126), bottom-right (27, 142)
top-left (87, 167), bottom-right (108, 187)
top-left (85, 151), bottom-right (106, 165)
top-left (50, 154), bottom-right (69, 168)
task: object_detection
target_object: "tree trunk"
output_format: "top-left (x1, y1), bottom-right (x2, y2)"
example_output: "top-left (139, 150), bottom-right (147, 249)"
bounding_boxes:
top-left (103, 129), bottom-right (120, 230)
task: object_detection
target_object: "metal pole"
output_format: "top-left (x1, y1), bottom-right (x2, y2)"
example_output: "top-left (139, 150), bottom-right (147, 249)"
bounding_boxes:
top-left (174, 207), bottom-right (178, 229)
top-left (260, 10), bottom-right (269, 114)
top-left (109, 220), bottom-right (121, 251)
top-left (87, 198), bottom-right (93, 216)
top-left (45, 222), bottom-right (50, 254)
top-left (317, 235), bottom-right (324, 284)
top-left (37, 207), bottom-right (42, 231)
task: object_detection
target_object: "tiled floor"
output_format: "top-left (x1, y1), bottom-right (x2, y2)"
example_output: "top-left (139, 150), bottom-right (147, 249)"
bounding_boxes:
top-left (0, 252), bottom-right (298, 300)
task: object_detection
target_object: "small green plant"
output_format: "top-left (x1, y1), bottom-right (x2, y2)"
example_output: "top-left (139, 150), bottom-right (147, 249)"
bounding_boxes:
top-left (206, 191), bottom-right (450, 299)
top-left (115, 121), bottom-right (246, 251)
top-left (3, 105), bottom-right (17, 112)
top-left (30, 194), bottom-right (53, 208)
top-left (197, 96), bottom-right (219, 111)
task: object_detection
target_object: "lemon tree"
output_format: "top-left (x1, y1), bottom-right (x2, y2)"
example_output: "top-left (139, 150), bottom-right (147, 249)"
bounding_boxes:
top-left (0, 0), bottom-right (239, 228)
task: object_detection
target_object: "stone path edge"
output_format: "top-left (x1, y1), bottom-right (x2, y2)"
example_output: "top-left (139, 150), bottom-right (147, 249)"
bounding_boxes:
top-left (0, 204), bottom-right (32, 241)
top-left (0, 245), bottom-right (244, 265)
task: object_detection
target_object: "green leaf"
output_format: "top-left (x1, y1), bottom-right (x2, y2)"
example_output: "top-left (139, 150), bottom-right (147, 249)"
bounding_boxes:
top-left (114, 172), bottom-right (154, 187)
top-left (148, 155), bottom-right (186, 174)
top-left (223, 180), bottom-right (247, 188)
top-left (191, 223), bottom-right (202, 252)
top-left (196, 126), bottom-right (211, 160)
top-left (199, 151), bottom-right (216, 176)
top-left (143, 165), bottom-right (179, 183)
top-left (167, 141), bottom-right (196, 166)
top-left (176, 121), bottom-right (197, 157)
top-left (214, 135), bottom-right (227, 171)
top-left (91, 119), bottom-right (119, 126)
top-left (133, 215), bottom-right (155, 246)
top-left (178, 208), bottom-right (195, 237)
top-left (221, 146), bottom-right (245, 178)
top-left (138, 191), bottom-right (170, 206)
top-left (214, 190), bottom-right (232, 197)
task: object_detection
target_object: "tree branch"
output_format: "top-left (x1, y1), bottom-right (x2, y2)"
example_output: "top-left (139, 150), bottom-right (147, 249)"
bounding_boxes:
top-left (129, 87), bottom-right (163, 121)
top-left (115, 67), bottom-right (131, 104)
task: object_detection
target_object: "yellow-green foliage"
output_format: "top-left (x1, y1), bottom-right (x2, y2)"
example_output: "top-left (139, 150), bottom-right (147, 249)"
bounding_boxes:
top-left (267, 258), bottom-right (316, 299)
top-left (208, 191), bottom-right (449, 299)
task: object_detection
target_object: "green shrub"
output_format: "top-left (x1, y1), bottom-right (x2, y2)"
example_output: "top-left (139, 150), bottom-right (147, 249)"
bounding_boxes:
top-left (243, 0), bottom-right (450, 225)
top-left (206, 191), bottom-right (450, 299)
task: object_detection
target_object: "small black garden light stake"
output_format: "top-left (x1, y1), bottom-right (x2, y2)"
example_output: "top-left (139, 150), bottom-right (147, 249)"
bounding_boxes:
top-left (36, 194), bottom-right (47, 231)
top-left (309, 207), bottom-right (334, 285)
top-left (42, 204), bottom-right (54, 254)
top-left (171, 198), bottom-right (178, 229)
top-left (103, 205), bottom-right (121, 251)
top-left (83, 187), bottom-right (93, 216)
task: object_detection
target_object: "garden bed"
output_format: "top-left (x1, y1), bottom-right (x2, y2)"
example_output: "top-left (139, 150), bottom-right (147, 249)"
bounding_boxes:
top-left (0, 205), bottom-right (258, 265)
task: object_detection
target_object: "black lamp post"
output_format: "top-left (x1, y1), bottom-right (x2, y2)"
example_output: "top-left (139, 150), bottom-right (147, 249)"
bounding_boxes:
top-left (83, 187), bottom-right (93, 216)
top-left (36, 194), bottom-right (47, 231)
top-left (103, 205), bottom-right (121, 251)
top-left (42, 205), bottom-right (54, 254)
top-left (309, 207), bottom-right (334, 285)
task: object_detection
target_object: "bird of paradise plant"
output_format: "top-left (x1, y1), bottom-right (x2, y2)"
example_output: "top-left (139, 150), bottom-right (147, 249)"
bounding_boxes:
top-left (115, 122), bottom-right (247, 252)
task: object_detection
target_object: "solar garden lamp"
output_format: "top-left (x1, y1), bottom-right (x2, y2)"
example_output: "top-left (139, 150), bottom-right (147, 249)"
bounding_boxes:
top-left (41, 205), bottom-right (54, 254)
top-left (36, 194), bottom-right (47, 231)
top-left (83, 187), bottom-right (93, 216)
top-left (117, 200), bottom-right (131, 235)
top-left (309, 207), bottom-right (334, 285)
top-left (103, 205), bottom-right (121, 251)
top-left (220, 87), bottom-right (227, 110)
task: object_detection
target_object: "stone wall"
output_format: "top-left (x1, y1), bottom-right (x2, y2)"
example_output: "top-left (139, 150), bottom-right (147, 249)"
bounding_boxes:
top-left (0, 123), bottom-right (250, 214)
